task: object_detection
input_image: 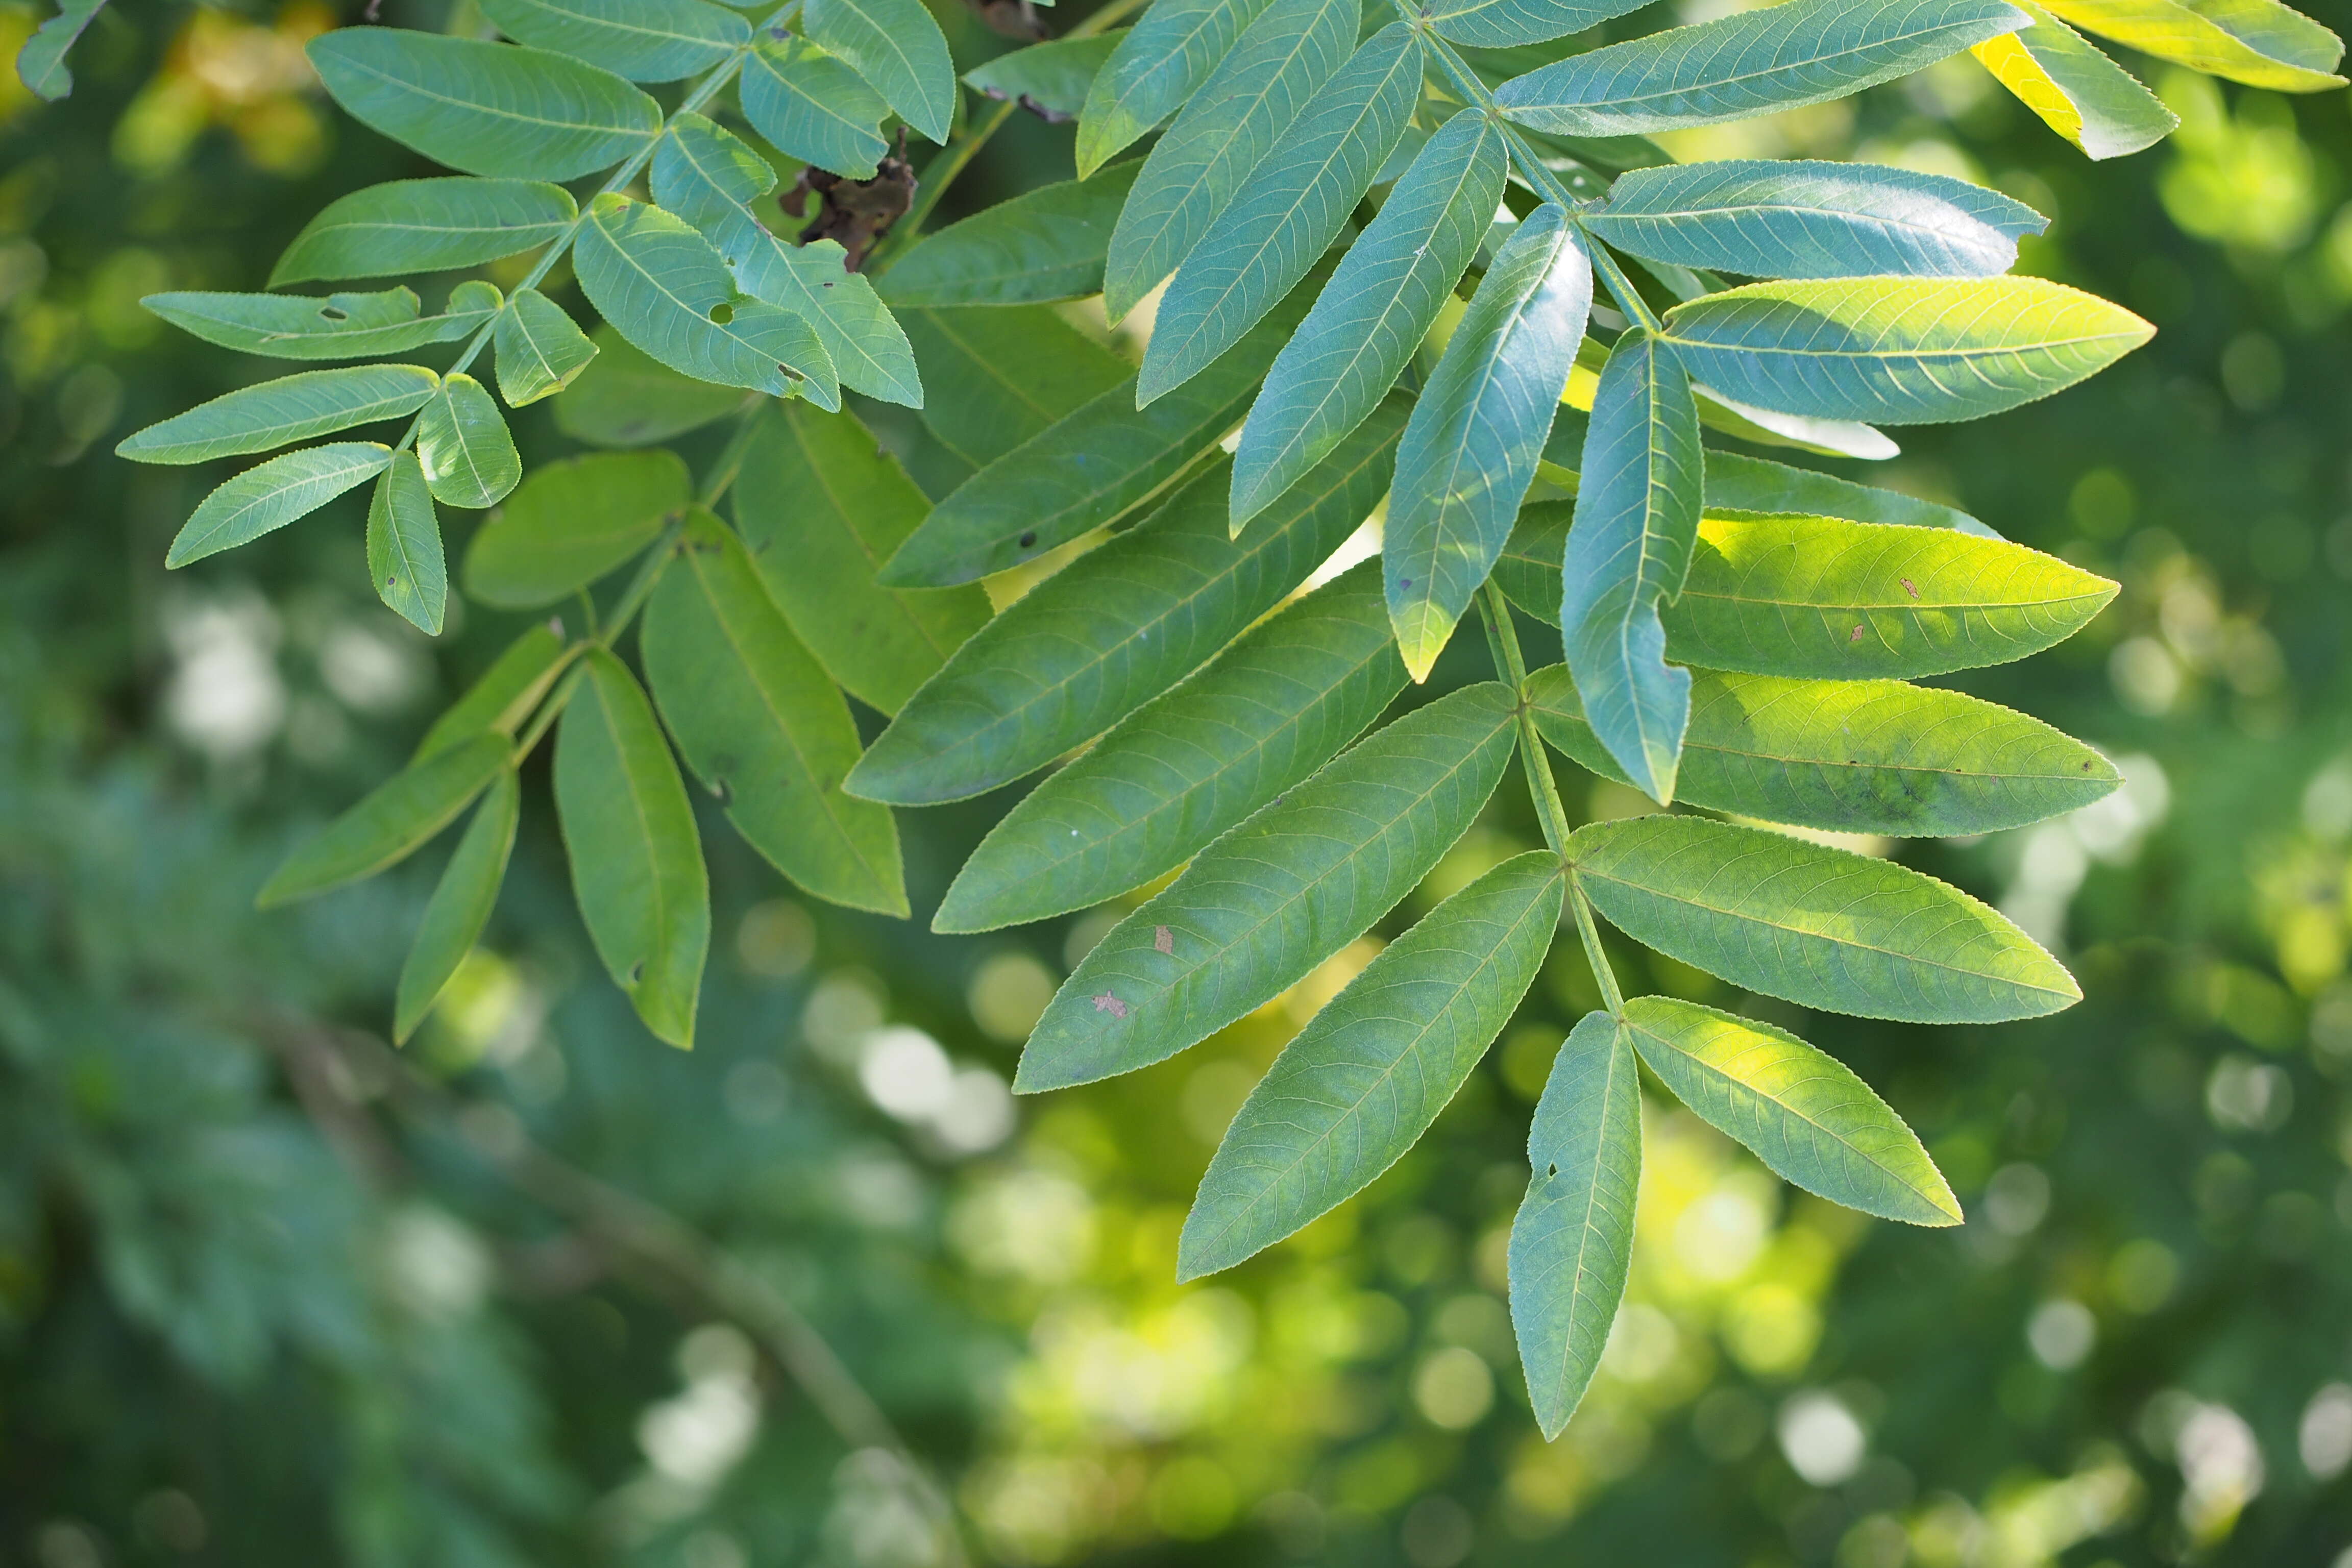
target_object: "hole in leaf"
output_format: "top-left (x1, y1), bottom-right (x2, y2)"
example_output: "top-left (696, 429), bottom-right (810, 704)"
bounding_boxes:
top-left (318, 306), bottom-right (349, 321)
top-left (709, 302), bottom-right (734, 325)
top-left (626, 961), bottom-right (645, 985)
top-left (1546, 1163), bottom-right (1557, 1178)
top-left (1018, 531), bottom-right (1037, 548)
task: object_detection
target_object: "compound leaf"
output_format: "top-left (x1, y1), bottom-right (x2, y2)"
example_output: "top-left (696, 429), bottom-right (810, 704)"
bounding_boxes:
top-left (119, 364), bottom-right (437, 465)
top-left (166, 442), bottom-right (391, 568)
top-left (270, 177), bottom-right (576, 285)
top-left (394, 768), bottom-right (521, 1043)
top-left (258, 731), bottom-right (509, 906)
top-left (463, 449), bottom-right (690, 608)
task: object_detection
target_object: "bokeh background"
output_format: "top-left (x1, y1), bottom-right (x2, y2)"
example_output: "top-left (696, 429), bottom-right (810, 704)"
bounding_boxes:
top-left (6, 1), bottom-right (2352, 1563)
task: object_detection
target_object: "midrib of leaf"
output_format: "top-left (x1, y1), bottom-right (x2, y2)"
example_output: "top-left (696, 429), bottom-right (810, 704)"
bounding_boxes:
top-left (506, 309), bottom-right (564, 385)
top-left (438, 389), bottom-right (495, 497)
top-left (592, 672), bottom-right (677, 970)
top-left (1676, 581), bottom-right (2110, 614)
top-left (1411, 235), bottom-right (1551, 542)
top-left (589, 208), bottom-right (783, 372)
top-left (1623, 200), bottom-right (1993, 247)
top-left (822, 0), bottom-right (927, 105)
top-left (197, 452), bottom-right (383, 548)
top-left (1532, 1027), bottom-right (1636, 1393)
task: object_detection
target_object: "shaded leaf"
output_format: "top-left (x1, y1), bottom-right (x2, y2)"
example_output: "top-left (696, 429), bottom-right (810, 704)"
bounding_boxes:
top-left (16, 0), bottom-right (106, 100)
top-left (258, 732), bottom-right (509, 906)
top-left (495, 287), bottom-right (599, 405)
top-left (965, 32), bottom-right (1120, 120)
top-left (118, 364), bottom-right (437, 465)
top-left (165, 443), bottom-right (391, 568)
top-left (740, 34), bottom-right (890, 178)
top-left (270, 177), bottom-right (576, 285)
top-left (463, 449), bottom-right (689, 608)
top-left (898, 304), bottom-right (1129, 466)
top-left (394, 769), bottom-right (521, 1043)
top-left (417, 624), bottom-right (574, 760)
top-left (1076, 0), bottom-right (1273, 176)
top-left (554, 325), bottom-right (748, 445)
top-left (878, 161), bottom-right (1143, 307)
top-left (804, 0), bottom-right (957, 141)
top-left (416, 372), bottom-right (522, 509)
top-left (1971, 0), bottom-right (2179, 159)
top-left (477, 0), bottom-right (748, 81)
top-left (143, 282), bottom-right (498, 360)
top-left (366, 450), bottom-right (447, 634)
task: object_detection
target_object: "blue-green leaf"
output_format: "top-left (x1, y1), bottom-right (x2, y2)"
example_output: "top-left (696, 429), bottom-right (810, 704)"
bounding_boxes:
top-left (740, 35), bottom-right (890, 178)
top-left (494, 287), bottom-right (599, 405)
top-left (1430, 0), bottom-right (1646, 47)
top-left (967, 33), bottom-right (1121, 122)
top-left (118, 364), bottom-right (438, 465)
top-left (270, 178), bottom-right (576, 286)
top-left (143, 283), bottom-right (496, 361)
top-left (1076, 0), bottom-right (1274, 176)
top-left (166, 443), bottom-right (392, 568)
top-left (554, 325), bottom-right (749, 446)
top-left (1494, 0), bottom-right (2030, 136)
top-left (15, 0), bottom-right (105, 100)
top-left (416, 372), bottom-right (522, 509)
top-left (879, 161), bottom-right (1143, 307)
top-left (366, 450), bottom-right (447, 634)
top-left (463, 449), bottom-right (690, 609)
top-left (394, 768), bottom-right (521, 1043)
top-left (1232, 108), bottom-right (1504, 530)
top-left (1138, 23), bottom-right (1420, 404)
top-left (899, 305), bottom-right (1128, 467)
top-left (478, 0), bottom-right (747, 81)
top-left (1970, 0), bottom-right (2178, 160)
top-left (804, 0), bottom-right (955, 142)
top-left (1386, 203), bottom-right (1591, 678)
top-left (308, 28), bottom-right (661, 180)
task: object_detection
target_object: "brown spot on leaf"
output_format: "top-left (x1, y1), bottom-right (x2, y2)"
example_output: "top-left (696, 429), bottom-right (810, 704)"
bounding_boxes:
top-left (1092, 992), bottom-right (1127, 1019)
top-left (1155, 925), bottom-right (1173, 955)
top-left (780, 135), bottom-right (916, 271)
top-left (1851, 624), bottom-right (1864, 642)
top-left (1900, 577), bottom-right (1919, 599)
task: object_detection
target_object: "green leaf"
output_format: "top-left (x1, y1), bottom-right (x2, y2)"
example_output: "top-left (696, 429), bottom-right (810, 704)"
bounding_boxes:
top-left (1560, 328), bottom-right (1702, 804)
top-left (258, 732), bottom-right (509, 907)
top-left (1572, 814), bottom-right (2079, 1022)
top-left (1386, 203), bottom-right (1592, 678)
top-left (878, 161), bottom-right (1143, 308)
top-left (574, 193), bottom-right (839, 407)
top-left (477, 0), bottom-right (748, 82)
top-left (416, 625), bottom-right (573, 760)
top-left (1704, 450), bottom-right (1997, 536)
top-left (554, 325), bottom-right (749, 445)
top-left (1971, 0), bottom-right (2179, 159)
top-left (554, 648), bottom-right (709, 1048)
top-left (965, 33), bottom-right (1120, 121)
top-left (1102, 0), bottom-right (1359, 321)
top-left (15, 0), bottom-right (105, 100)
top-left (1658, 276), bottom-right (2153, 426)
top-left (898, 305), bottom-right (1128, 467)
top-left (165, 443), bottom-right (391, 568)
top-left (142, 283), bottom-right (496, 361)
top-left (1528, 664), bottom-right (2122, 836)
top-left (1665, 511), bottom-right (2118, 679)
top-left (2039, 0), bottom-right (2343, 89)
top-left (937, 557), bottom-right (1408, 933)
top-left (1696, 385), bottom-right (1900, 461)
top-left (1016, 681), bottom-right (1519, 1091)
top-left (394, 768), bottom-right (521, 1043)
top-left (885, 294), bottom-right (1312, 586)
top-left (1622, 995), bottom-right (1961, 1224)
top-left (729, 402), bottom-right (989, 714)
top-left (307, 28), bottom-right (662, 180)
top-left (270, 178), bottom-right (576, 286)
top-left (366, 451), bottom-right (447, 634)
top-left (464, 449), bottom-right (690, 609)
top-left (117, 364), bottom-right (437, 465)
top-left (494, 287), bottom-right (599, 405)
top-left (416, 372), bottom-right (522, 509)
top-left (1138, 23), bottom-right (1420, 404)
top-left (853, 406), bottom-right (1402, 805)
top-left (1232, 108), bottom-right (1505, 531)
top-left (1496, 0), bottom-right (2029, 135)
top-left (1510, 1008), bottom-right (1640, 1440)
top-left (803, 0), bottom-right (955, 142)
top-left (1585, 159), bottom-right (2048, 279)
top-left (1428, 0), bottom-right (1645, 47)
top-left (1076, 0), bottom-right (1273, 177)
top-left (740, 35), bottom-right (890, 178)
top-left (652, 113), bottom-right (922, 406)
top-left (643, 510), bottom-right (908, 915)
top-left (1180, 851), bottom-right (1565, 1277)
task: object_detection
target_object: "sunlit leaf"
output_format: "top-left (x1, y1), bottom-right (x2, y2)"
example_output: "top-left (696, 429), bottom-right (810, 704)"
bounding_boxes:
top-left (1971, 0), bottom-right (2179, 159)
top-left (165, 442), bottom-right (392, 568)
top-left (416, 372), bottom-right (522, 509)
top-left (2039, 0), bottom-right (2343, 90)
top-left (494, 287), bottom-right (599, 405)
top-left (143, 282), bottom-right (497, 360)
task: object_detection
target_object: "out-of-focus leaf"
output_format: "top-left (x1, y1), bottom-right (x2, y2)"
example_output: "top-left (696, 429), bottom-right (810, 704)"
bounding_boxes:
top-left (1076, 0), bottom-right (1273, 175)
top-left (740, 34), bottom-right (891, 177)
top-left (879, 162), bottom-right (1142, 307)
top-left (257, 732), bottom-right (509, 906)
top-left (15, 0), bottom-right (106, 100)
top-left (554, 649), bottom-right (708, 1048)
top-left (1180, 852), bottom-right (1565, 1277)
top-left (270, 178), bottom-right (576, 285)
top-left (477, 0), bottom-right (748, 82)
top-left (494, 288), bottom-right (599, 405)
top-left (417, 625), bottom-right (573, 760)
top-left (965, 33), bottom-right (1120, 121)
top-left (463, 450), bottom-right (689, 609)
top-left (165, 443), bottom-right (391, 568)
top-left (554, 325), bottom-right (748, 445)
top-left (1971, 0), bottom-right (2179, 159)
top-left (394, 769), bottom-right (520, 1043)
top-left (416, 372), bottom-right (522, 509)
top-left (1015, 682), bottom-right (1518, 1092)
top-left (899, 304), bottom-right (1129, 466)
top-left (1571, 814), bottom-right (2080, 1022)
top-left (2039, 0), bottom-right (2343, 90)
top-left (118, 365), bottom-right (437, 465)
top-left (1704, 450), bottom-right (1997, 535)
top-left (803, 0), bottom-right (955, 141)
top-left (142, 283), bottom-right (496, 360)
top-left (366, 450), bottom-right (447, 634)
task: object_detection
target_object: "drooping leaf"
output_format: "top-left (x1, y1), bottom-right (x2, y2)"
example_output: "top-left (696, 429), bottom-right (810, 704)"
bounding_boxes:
top-left (1696, 383), bottom-right (1901, 460)
top-left (142, 283), bottom-right (498, 361)
top-left (494, 287), bottom-right (599, 405)
top-left (1622, 996), bottom-right (1961, 1224)
top-left (729, 402), bottom-right (989, 714)
top-left (416, 625), bottom-right (573, 760)
top-left (574, 193), bottom-right (839, 407)
top-left (1704, 450), bottom-right (1997, 536)
top-left (1527, 664), bottom-right (2122, 836)
top-left (965, 33), bottom-right (1120, 121)
top-left (1232, 108), bottom-right (1504, 530)
top-left (898, 305), bottom-right (1129, 467)
top-left (643, 510), bottom-right (908, 915)
top-left (1559, 328), bottom-right (1701, 803)
top-left (270, 178), bottom-right (576, 285)
top-left (803, 0), bottom-right (956, 142)
top-left (165, 443), bottom-right (392, 568)
top-left (739, 34), bottom-right (891, 178)
top-left (1138, 23), bottom-right (1420, 404)
top-left (554, 648), bottom-right (709, 1048)
top-left (1510, 1009), bottom-right (1640, 1440)
top-left (415, 372), bottom-right (522, 509)
top-left (1429, 0), bottom-right (1647, 48)
top-left (1180, 852), bottom-right (1566, 1277)
top-left (477, 0), bottom-right (748, 82)
top-left (366, 451), bottom-right (447, 634)
top-left (16, 0), bottom-right (106, 100)
top-left (936, 558), bottom-right (1408, 933)
top-left (463, 449), bottom-right (690, 609)
top-left (853, 408), bottom-right (1401, 804)
top-left (1571, 814), bottom-right (2080, 1022)
top-left (2038, 0), bottom-right (2343, 90)
top-left (394, 768), bottom-right (521, 1043)
top-left (257, 732), bottom-right (510, 906)
top-left (1584, 159), bottom-right (2048, 278)
top-left (1656, 276), bottom-right (2153, 425)
top-left (878, 161), bottom-right (1143, 307)
top-left (554, 325), bottom-right (749, 445)
top-left (1076, 0), bottom-right (1274, 176)
top-left (307, 28), bottom-right (662, 180)
top-left (118, 365), bottom-right (437, 465)
top-left (1971, 0), bottom-right (2179, 159)
top-left (1101, 0), bottom-right (1359, 321)
top-left (1015, 681), bottom-right (1520, 1091)
top-left (1386, 204), bottom-right (1592, 678)
top-left (1494, 0), bottom-right (2030, 135)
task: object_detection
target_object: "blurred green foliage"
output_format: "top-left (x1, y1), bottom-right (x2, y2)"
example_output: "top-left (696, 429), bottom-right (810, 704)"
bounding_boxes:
top-left (6, 2), bottom-right (2352, 1565)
